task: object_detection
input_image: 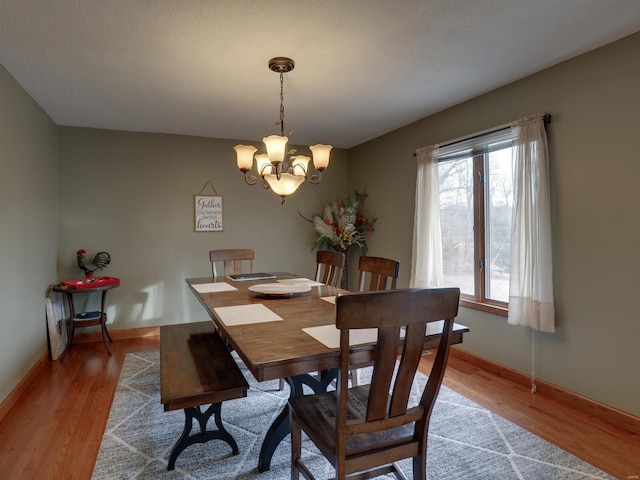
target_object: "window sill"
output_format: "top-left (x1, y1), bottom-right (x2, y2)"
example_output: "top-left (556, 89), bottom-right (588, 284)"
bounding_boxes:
top-left (459, 298), bottom-right (508, 317)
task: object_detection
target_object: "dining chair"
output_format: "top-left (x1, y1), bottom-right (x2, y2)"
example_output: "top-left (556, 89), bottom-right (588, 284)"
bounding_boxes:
top-left (357, 255), bottom-right (400, 292)
top-left (209, 249), bottom-right (255, 278)
top-left (314, 250), bottom-right (346, 287)
top-left (208, 248), bottom-right (255, 353)
top-left (349, 255), bottom-right (400, 386)
top-left (289, 287), bottom-right (460, 480)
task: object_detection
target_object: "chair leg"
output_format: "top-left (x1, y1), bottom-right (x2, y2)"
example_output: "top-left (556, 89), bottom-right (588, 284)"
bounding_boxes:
top-left (290, 414), bottom-right (301, 480)
top-left (413, 454), bottom-right (426, 480)
top-left (350, 368), bottom-right (358, 387)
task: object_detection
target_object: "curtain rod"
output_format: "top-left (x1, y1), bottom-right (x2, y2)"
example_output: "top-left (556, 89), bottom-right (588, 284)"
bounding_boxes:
top-left (412, 113), bottom-right (551, 157)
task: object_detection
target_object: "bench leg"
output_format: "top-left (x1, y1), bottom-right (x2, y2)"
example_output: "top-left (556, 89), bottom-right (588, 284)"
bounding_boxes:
top-left (167, 402), bottom-right (239, 471)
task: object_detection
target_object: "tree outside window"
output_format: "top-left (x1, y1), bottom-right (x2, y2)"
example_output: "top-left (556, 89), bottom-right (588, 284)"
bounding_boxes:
top-left (439, 142), bottom-right (513, 314)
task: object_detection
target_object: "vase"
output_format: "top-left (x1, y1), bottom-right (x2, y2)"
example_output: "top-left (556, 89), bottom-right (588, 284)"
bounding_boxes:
top-left (333, 246), bottom-right (351, 290)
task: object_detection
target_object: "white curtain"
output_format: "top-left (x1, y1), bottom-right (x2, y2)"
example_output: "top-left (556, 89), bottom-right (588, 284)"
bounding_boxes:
top-left (508, 115), bottom-right (555, 332)
top-left (410, 146), bottom-right (443, 287)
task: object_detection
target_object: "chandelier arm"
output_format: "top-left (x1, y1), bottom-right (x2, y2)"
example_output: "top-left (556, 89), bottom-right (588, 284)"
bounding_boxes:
top-left (243, 171), bottom-right (260, 186)
top-left (290, 163), bottom-right (322, 184)
top-left (291, 164), bottom-right (324, 185)
top-left (258, 163), bottom-right (270, 176)
top-left (291, 163), bottom-right (305, 177)
top-left (307, 172), bottom-right (323, 184)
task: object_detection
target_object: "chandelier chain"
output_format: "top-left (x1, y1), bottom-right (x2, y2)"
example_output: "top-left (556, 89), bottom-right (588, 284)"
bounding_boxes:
top-left (279, 72), bottom-right (285, 137)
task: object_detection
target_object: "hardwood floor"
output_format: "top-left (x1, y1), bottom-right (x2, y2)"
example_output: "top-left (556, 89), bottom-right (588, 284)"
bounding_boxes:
top-left (0, 337), bottom-right (159, 480)
top-left (0, 336), bottom-right (638, 479)
top-left (421, 351), bottom-right (640, 480)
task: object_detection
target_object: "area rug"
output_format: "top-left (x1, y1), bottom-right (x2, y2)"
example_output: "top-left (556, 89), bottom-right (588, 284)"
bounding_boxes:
top-left (92, 351), bottom-right (614, 480)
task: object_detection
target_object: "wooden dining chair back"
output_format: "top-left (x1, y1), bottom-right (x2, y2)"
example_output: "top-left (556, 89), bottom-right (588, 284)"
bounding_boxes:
top-left (209, 249), bottom-right (255, 278)
top-left (350, 255), bottom-right (400, 386)
top-left (314, 250), bottom-right (346, 287)
top-left (357, 255), bottom-right (400, 292)
top-left (289, 287), bottom-right (461, 480)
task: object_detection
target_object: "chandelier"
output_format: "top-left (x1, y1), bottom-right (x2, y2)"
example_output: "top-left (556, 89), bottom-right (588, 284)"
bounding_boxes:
top-left (234, 57), bottom-right (332, 203)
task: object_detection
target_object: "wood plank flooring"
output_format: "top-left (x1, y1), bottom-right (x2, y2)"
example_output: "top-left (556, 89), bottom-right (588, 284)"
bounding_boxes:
top-left (0, 336), bottom-right (638, 479)
top-left (421, 351), bottom-right (640, 480)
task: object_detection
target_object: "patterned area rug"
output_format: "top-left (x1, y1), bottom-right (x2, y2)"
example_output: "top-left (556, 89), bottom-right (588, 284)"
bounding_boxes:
top-left (92, 351), bottom-right (614, 480)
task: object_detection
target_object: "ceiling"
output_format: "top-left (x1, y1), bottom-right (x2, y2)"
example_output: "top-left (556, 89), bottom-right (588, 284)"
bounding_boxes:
top-left (2, 1), bottom-right (640, 149)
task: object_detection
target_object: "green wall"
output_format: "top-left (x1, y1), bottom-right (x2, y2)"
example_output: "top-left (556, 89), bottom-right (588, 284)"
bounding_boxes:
top-left (2, 31), bottom-right (639, 419)
top-left (347, 31), bottom-right (640, 416)
top-left (0, 65), bottom-right (58, 403)
top-left (57, 128), bottom-right (349, 330)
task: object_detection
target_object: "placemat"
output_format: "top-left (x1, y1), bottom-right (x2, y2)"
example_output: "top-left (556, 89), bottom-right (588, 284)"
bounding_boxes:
top-left (214, 303), bottom-right (283, 326)
top-left (302, 324), bottom-right (378, 349)
top-left (192, 282), bottom-right (237, 293)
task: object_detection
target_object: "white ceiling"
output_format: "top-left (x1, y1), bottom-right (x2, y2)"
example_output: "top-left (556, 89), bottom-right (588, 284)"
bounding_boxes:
top-left (2, 1), bottom-right (640, 149)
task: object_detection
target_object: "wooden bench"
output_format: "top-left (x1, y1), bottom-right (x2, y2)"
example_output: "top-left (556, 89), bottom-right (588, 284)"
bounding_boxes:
top-left (160, 322), bottom-right (249, 470)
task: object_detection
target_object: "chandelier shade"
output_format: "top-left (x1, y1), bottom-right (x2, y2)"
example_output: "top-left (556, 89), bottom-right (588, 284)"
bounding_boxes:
top-left (234, 145), bottom-right (257, 171)
top-left (263, 135), bottom-right (288, 164)
top-left (233, 57), bottom-right (332, 203)
top-left (309, 144), bottom-right (332, 170)
top-left (291, 155), bottom-right (310, 176)
top-left (264, 173), bottom-right (305, 197)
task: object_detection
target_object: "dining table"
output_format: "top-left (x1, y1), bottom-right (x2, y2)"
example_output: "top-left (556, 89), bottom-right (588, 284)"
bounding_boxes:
top-left (186, 272), bottom-right (469, 472)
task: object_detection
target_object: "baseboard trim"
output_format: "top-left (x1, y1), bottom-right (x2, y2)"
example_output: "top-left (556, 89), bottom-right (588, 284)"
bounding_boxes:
top-left (7, 328), bottom-right (637, 436)
top-left (451, 347), bottom-right (640, 436)
top-left (0, 327), bottom-right (160, 422)
top-left (0, 351), bottom-right (49, 422)
top-left (72, 326), bottom-right (160, 344)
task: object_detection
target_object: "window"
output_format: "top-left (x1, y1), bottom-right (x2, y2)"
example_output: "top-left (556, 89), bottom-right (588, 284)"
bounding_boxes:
top-left (413, 114), bottom-right (552, 325)
top-left (437, 129), bottom-right (515, 315)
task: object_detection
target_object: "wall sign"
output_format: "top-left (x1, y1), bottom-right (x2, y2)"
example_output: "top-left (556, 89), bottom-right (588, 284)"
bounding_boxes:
top-left (194, 195), bottom-right (223, 232)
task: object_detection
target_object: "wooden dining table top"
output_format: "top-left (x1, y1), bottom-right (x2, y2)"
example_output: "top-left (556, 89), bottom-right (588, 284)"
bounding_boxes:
top-left (186, 273), bottom-right (469, 383)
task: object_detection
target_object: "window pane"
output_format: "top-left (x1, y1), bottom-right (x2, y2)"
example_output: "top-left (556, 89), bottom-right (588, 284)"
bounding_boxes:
top-left (439, 157), bottom-right (474, 296)
top-left (485, 146), bottom-right (512, 302)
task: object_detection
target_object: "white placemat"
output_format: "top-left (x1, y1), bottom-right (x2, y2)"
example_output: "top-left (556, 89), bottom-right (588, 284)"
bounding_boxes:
top-left (321, 296), bottom-right (336, 304)
top-left (303, 325), bottom-right (406, 349)
top-left (302, 325), bottom-right (379, 349)
top-left (277, 278), bottom-right (324, 287)
top-left (192, 282), bottom-right (237, 293)
top-left (214, 303), bottom-right (283, 326)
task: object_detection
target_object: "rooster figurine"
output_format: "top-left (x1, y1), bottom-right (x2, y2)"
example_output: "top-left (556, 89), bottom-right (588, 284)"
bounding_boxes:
top-left (77, 249), bottom-right (111, 279)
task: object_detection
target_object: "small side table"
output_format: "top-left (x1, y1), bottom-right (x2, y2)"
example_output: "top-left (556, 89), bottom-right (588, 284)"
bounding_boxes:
top-left (52, 281), bottom-right (120, 356)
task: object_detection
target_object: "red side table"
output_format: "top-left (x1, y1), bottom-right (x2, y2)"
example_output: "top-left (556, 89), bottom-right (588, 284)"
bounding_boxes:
top-left (52, 281), bottom-right (120, 356)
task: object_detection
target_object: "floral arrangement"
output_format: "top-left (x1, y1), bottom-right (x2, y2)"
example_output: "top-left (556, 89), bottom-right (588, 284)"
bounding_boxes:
top-left (306, 191), bottom-right (376, 253)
